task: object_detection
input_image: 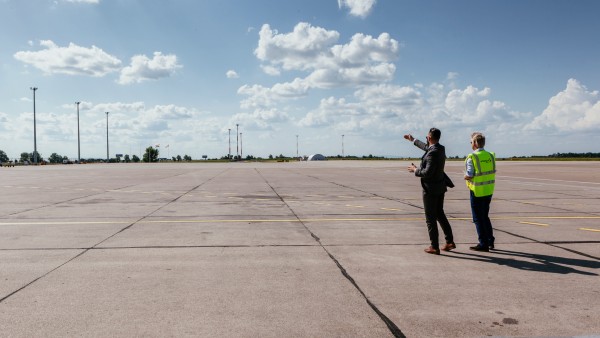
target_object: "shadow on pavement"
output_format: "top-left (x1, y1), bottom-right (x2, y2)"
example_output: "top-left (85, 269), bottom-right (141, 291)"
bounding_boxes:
top-left (448, 248), bottom-right (599, 276)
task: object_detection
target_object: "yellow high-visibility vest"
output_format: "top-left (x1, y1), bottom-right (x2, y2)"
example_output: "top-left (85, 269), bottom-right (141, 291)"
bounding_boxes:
top-left (466, 150), bottom-right (496, 197)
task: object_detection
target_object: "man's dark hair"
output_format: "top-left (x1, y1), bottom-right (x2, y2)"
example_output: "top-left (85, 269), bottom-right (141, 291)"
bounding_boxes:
top-left (429, 127), bottom-right (441, 141)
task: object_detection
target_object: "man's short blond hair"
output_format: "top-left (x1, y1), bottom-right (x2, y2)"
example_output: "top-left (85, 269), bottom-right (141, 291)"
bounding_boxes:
top-left (471, 132), bottom-right (485, 148)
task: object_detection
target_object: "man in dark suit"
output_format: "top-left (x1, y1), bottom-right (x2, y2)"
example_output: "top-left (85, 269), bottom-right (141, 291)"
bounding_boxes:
top-left (404, 128), bottom-right (456, 255)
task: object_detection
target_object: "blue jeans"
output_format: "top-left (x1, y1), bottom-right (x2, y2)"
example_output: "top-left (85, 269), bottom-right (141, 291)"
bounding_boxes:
top-left (470, 191), bottom-right (494, 248)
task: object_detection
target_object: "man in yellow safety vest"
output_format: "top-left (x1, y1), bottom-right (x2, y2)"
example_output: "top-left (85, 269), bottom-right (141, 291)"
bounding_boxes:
top-left (465, 132), bottom-right (496, 252)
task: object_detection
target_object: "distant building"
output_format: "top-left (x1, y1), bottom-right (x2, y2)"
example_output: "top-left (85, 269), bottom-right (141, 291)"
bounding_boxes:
top-left (307, 154), bottom-right (326, 161)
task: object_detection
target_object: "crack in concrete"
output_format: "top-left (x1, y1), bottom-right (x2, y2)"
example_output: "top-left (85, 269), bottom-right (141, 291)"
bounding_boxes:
top-left (255, 168), bottom-right (405, 338)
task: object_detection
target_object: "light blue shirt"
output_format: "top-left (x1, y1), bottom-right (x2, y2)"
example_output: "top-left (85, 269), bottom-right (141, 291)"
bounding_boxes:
top-left (465, 148), bottom-right (484, 177)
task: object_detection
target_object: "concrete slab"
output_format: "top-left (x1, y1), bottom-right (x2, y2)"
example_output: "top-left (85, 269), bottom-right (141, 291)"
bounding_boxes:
top-left (327, 243), bottom-right (599, 337)
top-left (0, 220), bottom-right (129, 249)
top-left (98, 220), bottom-right (316, 248)
top-left (0, 247), bottom-right (392, 337)
top-left (0, 161), bottom-right (598, 337)
top-left (0, 250), bottom-right (83, 299)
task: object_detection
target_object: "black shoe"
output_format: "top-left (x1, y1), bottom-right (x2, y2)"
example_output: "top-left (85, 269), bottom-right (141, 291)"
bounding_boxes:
top-left (469, 245), bottom-right (489, 252)
top-left (489, 243), bottom-right (495, 250)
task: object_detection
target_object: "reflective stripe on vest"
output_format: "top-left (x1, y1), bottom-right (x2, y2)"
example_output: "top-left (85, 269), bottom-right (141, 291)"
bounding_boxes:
top-left (466, 150), bottom-right (496, 197)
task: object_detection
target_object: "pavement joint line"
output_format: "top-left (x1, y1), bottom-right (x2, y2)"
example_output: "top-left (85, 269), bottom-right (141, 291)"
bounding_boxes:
top-left (579, 228), bottom-right (600, 232)
top-left (495, 228), bottom-right (600, 261)
top-left (5, 241), bottom-right (583, 252)
top-left (0, 169), bottom-right (229, 305)
top-left (0, 249), bottom-right (89, 304)
top-left (281, 168), bottom-right (406, 337)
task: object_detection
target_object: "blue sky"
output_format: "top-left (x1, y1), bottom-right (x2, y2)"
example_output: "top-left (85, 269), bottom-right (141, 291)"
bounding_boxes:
top-left (1, 0), bottom-right (599, 160)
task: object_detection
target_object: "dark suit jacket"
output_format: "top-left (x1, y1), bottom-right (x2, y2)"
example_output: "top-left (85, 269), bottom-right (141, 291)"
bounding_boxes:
top-left (413, 139), bottom-right (447, 194)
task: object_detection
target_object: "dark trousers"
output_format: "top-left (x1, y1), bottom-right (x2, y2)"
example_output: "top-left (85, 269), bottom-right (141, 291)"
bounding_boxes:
top-left (423, 191), bottom-right (454, 249)
top-left (470, 191), bottom-right (494, 248)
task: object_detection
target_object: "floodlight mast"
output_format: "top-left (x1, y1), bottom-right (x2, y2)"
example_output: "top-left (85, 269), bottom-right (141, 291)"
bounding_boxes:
top-left (76, 102), bottom-right (81, 162)
top-left (30, 87), bottom-right (38, 164)
top-left (236, 123), bottom-right (239, 159)
top-left (105, 112), bottom-right (109, 162)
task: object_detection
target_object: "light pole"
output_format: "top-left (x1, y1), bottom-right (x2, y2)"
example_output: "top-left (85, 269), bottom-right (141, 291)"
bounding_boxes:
top-left (30, 87), bottom-right (38, 164)
top-left (236, 123), bottom-right (239, 160)
top-left (240, 132), bottom-right (243, 160)
top-left (296, 134), bottom-right (299, 158)
top-left (105, 112), bottom-right (109, 162)
top-left (228, 128), bottom-right (231, 159)
top-left (75, 102), bottom-right (81, 163)
top-left (342, 134), bottom-right (345, 158)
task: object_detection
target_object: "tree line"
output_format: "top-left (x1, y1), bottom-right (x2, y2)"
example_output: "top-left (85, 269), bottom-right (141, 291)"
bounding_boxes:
top-left (0, 146), bottom-right (193, 164)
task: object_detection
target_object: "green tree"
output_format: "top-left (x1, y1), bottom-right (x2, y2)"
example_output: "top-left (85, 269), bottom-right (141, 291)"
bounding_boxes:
top-left (20, 151), bottom-right (42, 163)
top-left (184, 155), bottom-right (192, 161)
top-left (48, 153), bottom-right (64, 164)
top-left (142, 146), bottom-right (159, 162)
top-left (132, 155), bottom-right (140, 163)
top-left (124, 154), bottom-right (131, 163)
top-left (0, 150), bottom-right (9, 162)
top-left (29, 151), bottom-right (42, 163)
top-left (176, 155), bottom-right (182, 161)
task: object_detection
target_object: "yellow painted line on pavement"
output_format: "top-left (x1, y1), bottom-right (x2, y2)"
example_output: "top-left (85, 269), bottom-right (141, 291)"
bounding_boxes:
top-left (519, 221), bottom-right (549, 227)
top-left (142, 217), bottom-right (426, 224)
top-left (0, 217), bottom-right (421, 226)
top-left (494, 216), bottom-right (600, 220)
top-left (579, 228), bottom-right (600, 232)
top-left (0, 221), bottom-right (132, 226)
top-left (346, 204), bottom-right (365, 208)
top-left (2, 216), bottom-right (600, 227)
top-left (380, 208), bottom-right (400, 211)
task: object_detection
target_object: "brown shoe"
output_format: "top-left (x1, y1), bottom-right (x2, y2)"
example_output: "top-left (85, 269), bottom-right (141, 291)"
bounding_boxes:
top-left (441, 242), bottom-right (456, 251)
top-left (424, 246), bottom-right (440, 255)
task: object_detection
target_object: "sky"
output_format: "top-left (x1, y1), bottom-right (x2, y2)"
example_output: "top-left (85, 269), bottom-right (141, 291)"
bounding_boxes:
top-left (1, 0), bottom-right (599, 160)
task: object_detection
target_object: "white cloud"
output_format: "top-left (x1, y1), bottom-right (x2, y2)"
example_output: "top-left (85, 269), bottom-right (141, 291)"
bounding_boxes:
top-left (13, 40), bottom-right (121, 76)
top-left (338, 0), bottom-right (377, 18)
top-left (260, 65), bottom-right (281, 76)
top-left (231, 108), bottom-right (291, 131)
top-left (527, 79), bottom-right (600, 133)
top-left (298, 82), bottom-right (531, 140)
top-left (306, 62), bottom-right (396, 89)
top-left (226, 70), bottom-right (239, 79)
top-left (118, 52), bottom-right (182, 85)
top-left (255, 23), bottom-right (340, 71)
top-left (355, 84), bottom-right (423, 116)
top-left (331, 32), bottom-right (398, 66)
top-left (254, 23), bottom-right (398, 88)
top-left (243, 22), bottom-right (400, 112)
top-left (79, 102), bottom-right (210, 149)
top-left (238, 78), bottom-right (310, 109)
top-left (298, 97), bottom-right (349, 127)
